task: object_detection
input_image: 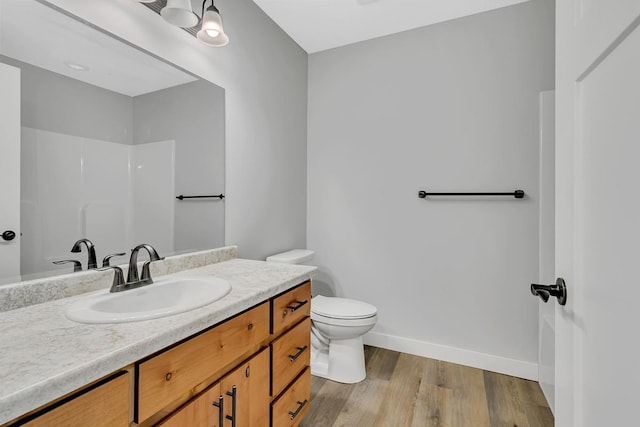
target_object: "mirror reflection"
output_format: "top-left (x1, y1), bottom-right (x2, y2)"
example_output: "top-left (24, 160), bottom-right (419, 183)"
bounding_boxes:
top-left (0, 0), bottom-right (225, 282)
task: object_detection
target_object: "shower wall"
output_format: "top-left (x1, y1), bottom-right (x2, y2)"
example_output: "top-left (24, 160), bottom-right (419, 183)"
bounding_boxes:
top-left (20, 127), bottom-right (174, 280)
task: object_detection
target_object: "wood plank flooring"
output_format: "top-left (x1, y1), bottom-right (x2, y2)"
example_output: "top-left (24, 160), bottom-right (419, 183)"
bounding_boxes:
top-left (299, 346), bottom-right (553, 427)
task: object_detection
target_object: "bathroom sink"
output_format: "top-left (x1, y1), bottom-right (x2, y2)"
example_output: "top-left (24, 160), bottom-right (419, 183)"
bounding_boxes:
top-left (65, 277), bottom-right (231, 324)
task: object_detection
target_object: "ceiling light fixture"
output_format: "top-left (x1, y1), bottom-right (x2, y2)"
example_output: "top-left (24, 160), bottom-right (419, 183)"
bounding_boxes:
top-left (160, 0), bottom-right (198, 28)
top-left (141, 0), bottom-right (229, 47)
top-left (196, 0), bottom-right (229, 47)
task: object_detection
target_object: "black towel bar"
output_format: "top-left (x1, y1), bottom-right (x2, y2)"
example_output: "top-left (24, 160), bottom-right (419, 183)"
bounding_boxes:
top-left (418, 190), bottom-right (524, 199)
top-left (176, 194), bottom-right (225, 200)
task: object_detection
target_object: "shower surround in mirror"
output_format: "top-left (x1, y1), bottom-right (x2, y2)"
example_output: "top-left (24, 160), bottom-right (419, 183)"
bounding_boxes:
top-left (21, 129), bottom-right (174, 280)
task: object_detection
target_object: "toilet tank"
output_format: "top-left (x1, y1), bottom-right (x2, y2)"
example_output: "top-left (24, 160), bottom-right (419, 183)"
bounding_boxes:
top-left (266, 249), bottom-right (314, 265)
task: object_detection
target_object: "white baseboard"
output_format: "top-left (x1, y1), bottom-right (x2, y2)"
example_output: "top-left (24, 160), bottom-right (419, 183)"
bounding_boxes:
top-left (364, 332), bottom-right (538, 381)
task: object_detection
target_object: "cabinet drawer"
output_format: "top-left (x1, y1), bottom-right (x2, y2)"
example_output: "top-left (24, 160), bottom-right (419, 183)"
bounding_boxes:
top-left (22, 372), bottom-right (129, 427)
top-left (137, 302), bottom-right (269, 422)
top-left (271, 282), bottom-right (311, 336)
top-left (271, 318), bottom-right (310, 397)
top-left (271, 368), bottom-right (311, 427)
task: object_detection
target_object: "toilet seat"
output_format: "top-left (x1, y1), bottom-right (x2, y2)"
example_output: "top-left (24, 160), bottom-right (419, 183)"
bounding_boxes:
top-left (311, 295), bottom-right (377, 320)
top-left (311, 311), bottom-right (378, 327)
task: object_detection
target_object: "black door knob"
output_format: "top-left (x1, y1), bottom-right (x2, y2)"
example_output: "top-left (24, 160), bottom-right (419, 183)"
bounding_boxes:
top-left (531, 278), bottom-right (567, 305)
top-left (1, 230), bottom-right (16, 241)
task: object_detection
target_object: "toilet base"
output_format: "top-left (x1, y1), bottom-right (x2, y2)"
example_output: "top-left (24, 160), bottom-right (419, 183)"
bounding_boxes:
top-left (311, 335), bottom-right (366, 384)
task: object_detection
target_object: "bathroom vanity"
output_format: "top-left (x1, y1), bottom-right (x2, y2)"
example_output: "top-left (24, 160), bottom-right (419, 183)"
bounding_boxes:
top-left (0, 247), bottom-right (315, 427)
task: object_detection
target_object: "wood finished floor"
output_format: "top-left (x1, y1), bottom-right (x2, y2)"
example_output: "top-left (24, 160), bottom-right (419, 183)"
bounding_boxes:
top-left (299, 346), bottom-right (553, 427)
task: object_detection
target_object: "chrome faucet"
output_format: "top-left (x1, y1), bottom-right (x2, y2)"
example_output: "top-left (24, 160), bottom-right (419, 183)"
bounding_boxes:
top-left (71, 239), bottom-right (97, 270)
top-left (126, 244), bottom-right (164, 286)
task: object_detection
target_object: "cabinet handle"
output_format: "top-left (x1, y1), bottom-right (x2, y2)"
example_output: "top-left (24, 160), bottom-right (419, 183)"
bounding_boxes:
top-left (287, 300), bottom-right (308, 312)
top-left (212, 395), bottom-right (224, 427)
top-left (288, 346), bottom-right (308, 363)
top-left (247, 323), bottom-right (253, 330)
top-left (288, 399), bottom-right (308, 420)
top-left (225, 386), bottom-right (237, 427)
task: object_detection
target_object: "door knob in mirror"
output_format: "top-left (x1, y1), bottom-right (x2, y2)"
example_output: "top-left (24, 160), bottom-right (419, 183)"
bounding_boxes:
top-left (2, 230), bottom-right (16, 241)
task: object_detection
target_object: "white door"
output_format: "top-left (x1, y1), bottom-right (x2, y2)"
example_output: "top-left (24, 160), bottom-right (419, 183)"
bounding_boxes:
top-left (555, 1), bottom-right (640, 425)
top-left (0, 62), bottom-right (21, 284)
top-left (538, 90), bottom-right (555, 414)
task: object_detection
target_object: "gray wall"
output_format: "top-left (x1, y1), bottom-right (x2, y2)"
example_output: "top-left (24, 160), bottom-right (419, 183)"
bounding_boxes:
top-left (46, 0), bottom-right (309, 261)
top-left (0, 55), bottom-right (133, 144)
top-left (307, 0), bottom-right (554, 376)
top-left (133, 80), bottom-right (225, 252)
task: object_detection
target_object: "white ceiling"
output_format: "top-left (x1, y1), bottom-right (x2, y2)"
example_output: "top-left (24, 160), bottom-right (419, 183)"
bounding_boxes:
top-left (252, 0), bottom-right (531, 53)
top-left (0, 0), bottom-right (196, 97)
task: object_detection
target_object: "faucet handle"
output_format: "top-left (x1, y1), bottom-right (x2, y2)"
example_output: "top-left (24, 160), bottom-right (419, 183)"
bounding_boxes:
top-left (102, 252), bottom-right (126, 267)
top-left (98, 266), bottom-right (125, 292)
top-left (53, 260), bottom-right (83, 272)
top-left (140, 261), bottom-right (153, 283)
top-left (140, 258), bottom-right (164, 283)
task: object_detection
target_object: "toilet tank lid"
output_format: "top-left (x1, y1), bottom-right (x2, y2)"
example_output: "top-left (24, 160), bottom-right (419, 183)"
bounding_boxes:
top-left (312, 295), bottom-right (377, 319)
top-left (266, 249), bottom-right (315, 264)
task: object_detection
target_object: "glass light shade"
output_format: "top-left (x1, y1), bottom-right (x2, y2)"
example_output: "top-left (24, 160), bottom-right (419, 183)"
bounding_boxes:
top-left (137, 0), bottom-right (156, 3)
top-left (161, 0), bottom-right (198, 28)
top-left (197, 8), bottom-right (229, 46)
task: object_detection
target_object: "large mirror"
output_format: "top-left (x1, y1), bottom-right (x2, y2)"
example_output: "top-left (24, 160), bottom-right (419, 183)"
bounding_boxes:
top-left (0, 0), bottom-right (225, 282)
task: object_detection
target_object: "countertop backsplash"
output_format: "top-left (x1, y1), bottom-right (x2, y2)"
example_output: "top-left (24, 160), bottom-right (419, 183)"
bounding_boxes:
top-left (0, 246), bottom-right (239, 312)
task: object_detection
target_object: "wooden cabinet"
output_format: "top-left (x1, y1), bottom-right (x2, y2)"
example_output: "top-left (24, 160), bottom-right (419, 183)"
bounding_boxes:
top-left (219, 348), bottom-right (270, 426)
top-left (271, 318), bottom-right (311, 397)
top-left (140, 282), bottom-right (312, 426)
top-left (20, 372), bottom-right (129, 427)
top-left (137, 302), bottom-right (270, 423)
top-left (7, 280), bottom-right (312, 427)
top-left (270, 283), bottom-right (312, 427)
top-left (272, 282), bottom-right (311, 335)
top-left (271, 368), bottom-right (311, 427)
top-left (158, 383), bottom-right (222, 427)
top-left (159, 348), bottom-right (270, 427)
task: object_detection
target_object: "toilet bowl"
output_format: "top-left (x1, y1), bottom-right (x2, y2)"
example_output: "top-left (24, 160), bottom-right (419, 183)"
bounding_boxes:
top-left (310, 295), bottom-right (377, 383)
top-left (266, 249), bottom-right (378, 384)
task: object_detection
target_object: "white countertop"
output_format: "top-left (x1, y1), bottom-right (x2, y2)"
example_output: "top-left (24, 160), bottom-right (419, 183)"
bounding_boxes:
top-left (0, 257), bottom-right (316, 424)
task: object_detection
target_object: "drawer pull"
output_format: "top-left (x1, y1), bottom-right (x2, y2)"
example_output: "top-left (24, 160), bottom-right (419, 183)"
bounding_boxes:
top-left (212, 395), bottom-right (224, 427)
top-left (225, 385), bottom-right (237, 427)
top-left (288, 399), bottom-right (308, 420)
top-left (247, 323), bottom-right (254, 330)
top-left (287, 300), bottom-right (308, 312)
top-left (165, 372), bottom-right (172, 381)
top-left (289, 346), bottom-right (308, 363)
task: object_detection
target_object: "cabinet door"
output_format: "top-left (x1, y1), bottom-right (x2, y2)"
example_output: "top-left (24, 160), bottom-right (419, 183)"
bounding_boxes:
top-left (219, 348), bottom-right (270, 427)
top-left (159, 383), bottom-right (222, 427)
top-left (23, 372), bottom-right (129, 427)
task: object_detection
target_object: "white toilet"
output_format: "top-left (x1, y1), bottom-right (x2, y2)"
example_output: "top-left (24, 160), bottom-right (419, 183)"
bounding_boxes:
top-left (266, 249), bottom-right (378, 384)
